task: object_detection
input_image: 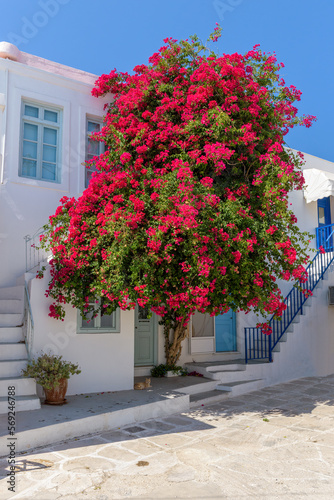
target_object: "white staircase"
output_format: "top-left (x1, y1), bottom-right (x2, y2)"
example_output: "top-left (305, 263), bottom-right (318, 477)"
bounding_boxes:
top-left (0, 286), bottom-right (40, 413)
top-left (185, 303), bottom-right (314, 407)
top-left (185, 263), bottom-right (334, 406)
top-left (184, 361), bottom-right (265, 407)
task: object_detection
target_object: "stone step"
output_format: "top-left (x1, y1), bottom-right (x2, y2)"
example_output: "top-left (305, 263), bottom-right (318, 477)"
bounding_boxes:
top-left (217, 379), bottom-right (264, 397)
top-left (0, 344), bottom-right (28, 361)
top-left (0, 299), bottom-right (23, 314)
top-left (303, 295), bottom-right (312, 306)
top-left (208, 369), bottom-right (261, 383)
top-left (0, 327), bottom-right (24, 343)
top-left (311, 285), bottom-right (322, 296)
top-left (0, 359), bottom-right (28, 377)
top-left (277, 332), bottom-right (288, 342)
top-left (249, 340), bottom-right (281, 354)
top-left (205, 363), bottom-right (246, 373)
top-left (189, 389), bottom-right (230, 407)
top-left (0, 313), bottom-right (23, 328)
top-left (0, 395), bottom-right (41, 414)
top-left (174, 379), bottom-right (218, 395)
top-left (286, 309), bottom-right (310, 331)
top-left (186, 362), bottom-right (246, 379)
top-left (0, 286), bottom-right (24, 300)
top-left (0, 377), bottom-right (37, 396)
top-left (272, 343), bottom-right (281, 353)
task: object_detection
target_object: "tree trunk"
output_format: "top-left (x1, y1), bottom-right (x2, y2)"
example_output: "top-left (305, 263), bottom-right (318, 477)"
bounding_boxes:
top-left (164, 321), bottom-right (188, 366)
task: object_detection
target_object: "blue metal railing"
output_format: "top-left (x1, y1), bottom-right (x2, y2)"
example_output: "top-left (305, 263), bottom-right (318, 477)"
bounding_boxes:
top-left (245, 224), bottom-right (334, 363)
top-left (316, 223), bottom-right (334, 251)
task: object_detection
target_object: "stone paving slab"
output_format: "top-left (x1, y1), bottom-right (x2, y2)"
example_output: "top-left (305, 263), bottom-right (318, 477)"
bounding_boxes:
top-left (0, 374), bottom-right (333, 499)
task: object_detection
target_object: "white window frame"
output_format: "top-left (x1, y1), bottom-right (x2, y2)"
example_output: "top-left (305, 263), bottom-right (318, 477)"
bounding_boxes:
top-left (85, 116), bottom-right (104, 188)
top-left (19, 100), bottom-right (62, 183)
top-left (77, 298), bottom-right (120, 334)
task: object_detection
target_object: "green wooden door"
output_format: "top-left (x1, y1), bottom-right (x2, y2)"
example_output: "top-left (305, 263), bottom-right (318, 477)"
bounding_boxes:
top-left (134, 305), bottom-right (155, 366)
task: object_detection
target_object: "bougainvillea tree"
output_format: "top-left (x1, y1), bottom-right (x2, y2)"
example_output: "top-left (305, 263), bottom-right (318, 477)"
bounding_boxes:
top-left (41, 27), bottom-right (315, 364)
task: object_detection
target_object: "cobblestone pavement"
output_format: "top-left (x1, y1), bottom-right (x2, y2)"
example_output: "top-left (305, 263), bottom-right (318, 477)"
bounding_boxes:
top-left (1, 375), bottom-right (334, 500)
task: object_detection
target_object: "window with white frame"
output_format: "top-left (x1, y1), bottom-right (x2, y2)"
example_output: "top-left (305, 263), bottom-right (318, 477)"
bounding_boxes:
top-left (85, 118), bottom-right (104, 188)
top-left (20, 101), bottom-right (62, 183)
top-left (77, 298), bottom-right (120, 334)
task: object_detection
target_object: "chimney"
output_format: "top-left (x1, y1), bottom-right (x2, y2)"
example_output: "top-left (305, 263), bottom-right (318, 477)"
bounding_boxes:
top-left (0, 42), bottom-right (21, 62)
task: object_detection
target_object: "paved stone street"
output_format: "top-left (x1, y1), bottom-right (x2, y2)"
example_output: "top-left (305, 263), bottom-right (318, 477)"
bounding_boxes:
top-left (1, 375), bottom-right (334, 500)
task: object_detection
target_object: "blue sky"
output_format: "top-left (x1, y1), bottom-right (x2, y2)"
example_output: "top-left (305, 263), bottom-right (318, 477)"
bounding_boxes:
top-left (1, 0), bottom-right (333, 161)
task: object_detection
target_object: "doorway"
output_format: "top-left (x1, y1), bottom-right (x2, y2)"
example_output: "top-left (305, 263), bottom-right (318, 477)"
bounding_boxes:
top-left (134, 305), bottom-right (156, 366)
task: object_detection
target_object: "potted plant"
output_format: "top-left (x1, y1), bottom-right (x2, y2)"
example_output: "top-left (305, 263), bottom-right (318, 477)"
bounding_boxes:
top-left (150, 364), bottom-right (188, 378)
top-left (22, 353), bottom-right (81, 405)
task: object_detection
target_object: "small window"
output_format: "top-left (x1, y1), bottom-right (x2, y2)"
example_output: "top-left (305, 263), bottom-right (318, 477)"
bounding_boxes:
top-left (192, 311), bottom-right (215, 337)
top-left (20, 101), bottom-right (62, 183)
top-left (77, 298), bottom-right (120, 334)
top-left (85, 118), bottom-right (105, 188)
top-left (318, 206), bottom-right (325, 225)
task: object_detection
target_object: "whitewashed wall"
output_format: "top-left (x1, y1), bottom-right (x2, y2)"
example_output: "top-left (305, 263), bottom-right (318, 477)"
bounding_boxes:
top-left (164, 153), bottom-right (334, 373)
top-left (29, 269), bottom-right (135, 395)
top-left (2, 47), bottom-right (334, 388)
top-left (0, 54), bottom-right (108, 287)
top-left (167, 265), bottom-right (334, 381)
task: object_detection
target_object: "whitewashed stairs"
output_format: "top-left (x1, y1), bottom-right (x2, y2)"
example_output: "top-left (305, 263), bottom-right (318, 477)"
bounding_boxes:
top-left (0, 286), bottom-right (40, 413)
top-left (182, 361), bottom-right (264, 407)
top-left (185, 260), bottom-right (334, 407)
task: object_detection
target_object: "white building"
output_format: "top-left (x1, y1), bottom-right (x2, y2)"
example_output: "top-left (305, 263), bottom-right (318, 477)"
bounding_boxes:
top-left (1, 42), bottom-right (334, 413)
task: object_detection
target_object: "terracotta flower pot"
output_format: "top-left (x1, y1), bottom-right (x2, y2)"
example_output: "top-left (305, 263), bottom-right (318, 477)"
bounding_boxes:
top-left (44, 378), bottom-right (68, 405)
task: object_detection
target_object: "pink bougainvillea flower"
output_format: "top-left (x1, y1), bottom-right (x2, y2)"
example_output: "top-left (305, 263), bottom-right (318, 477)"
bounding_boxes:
top-left (40, 27), bottom-right (314, 361)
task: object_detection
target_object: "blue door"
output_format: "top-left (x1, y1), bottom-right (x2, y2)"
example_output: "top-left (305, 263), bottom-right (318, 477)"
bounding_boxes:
top-left (317, 197), bottom-right (332, 249)
top-left (215, 310), bottom-right (236, 352)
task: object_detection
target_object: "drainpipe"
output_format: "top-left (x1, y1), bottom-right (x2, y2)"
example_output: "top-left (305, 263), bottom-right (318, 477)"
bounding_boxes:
top-left (0, 42), bottom-right (21, 184)
top-left (0, 67), bottom-right (8, 184)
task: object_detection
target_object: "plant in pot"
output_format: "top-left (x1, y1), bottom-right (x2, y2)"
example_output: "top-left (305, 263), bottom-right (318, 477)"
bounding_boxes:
top-left (150, 364), bottom-right (188, 378)
top-left (22, 353), bottom-right (81, 405)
